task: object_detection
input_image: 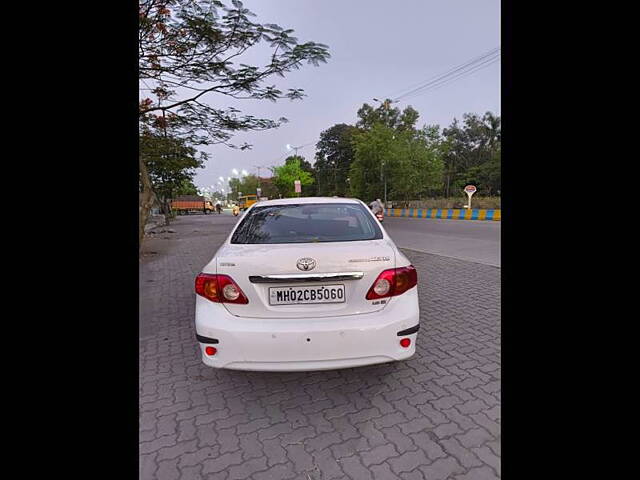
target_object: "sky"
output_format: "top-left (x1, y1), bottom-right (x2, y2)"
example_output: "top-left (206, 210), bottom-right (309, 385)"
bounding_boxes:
top-left (192, 0), bottom-right (500, 193)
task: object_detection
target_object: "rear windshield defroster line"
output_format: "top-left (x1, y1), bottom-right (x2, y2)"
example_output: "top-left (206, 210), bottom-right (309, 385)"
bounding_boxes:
top-left (231, 203), bottom-right (383, 244)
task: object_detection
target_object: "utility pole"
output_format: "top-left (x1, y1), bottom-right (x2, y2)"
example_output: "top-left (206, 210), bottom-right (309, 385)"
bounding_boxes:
top-left (253, 165), bottom-right (262, 187)
top-left (379, 160), bottom-right (387, 206)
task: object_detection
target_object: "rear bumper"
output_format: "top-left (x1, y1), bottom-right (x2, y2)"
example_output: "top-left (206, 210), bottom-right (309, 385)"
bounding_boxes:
top-left (195, 288), bottom-right (420, 371)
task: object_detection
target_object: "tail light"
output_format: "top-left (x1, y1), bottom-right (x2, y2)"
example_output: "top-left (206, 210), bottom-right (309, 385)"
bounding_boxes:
top-left (366, 266), bottom-right (417, 300)
top-left (195, 273), bottom-right (249, 304)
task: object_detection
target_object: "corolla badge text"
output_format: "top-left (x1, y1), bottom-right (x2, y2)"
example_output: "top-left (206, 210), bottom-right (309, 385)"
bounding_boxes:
top-left (349, 256), bottom-right (390, 263)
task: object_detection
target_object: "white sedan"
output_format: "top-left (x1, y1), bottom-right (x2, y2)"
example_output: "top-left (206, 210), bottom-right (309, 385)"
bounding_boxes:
top-left (195, 197), bottom-right (420, 371)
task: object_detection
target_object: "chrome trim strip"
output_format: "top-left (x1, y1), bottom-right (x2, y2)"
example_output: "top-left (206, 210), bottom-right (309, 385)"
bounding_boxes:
top-left (249, 272), bottom-right (364, 283)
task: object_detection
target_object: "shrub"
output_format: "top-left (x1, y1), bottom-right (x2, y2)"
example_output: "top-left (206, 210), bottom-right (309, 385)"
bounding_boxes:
top-left (388, 196), bottom-right (501, 210)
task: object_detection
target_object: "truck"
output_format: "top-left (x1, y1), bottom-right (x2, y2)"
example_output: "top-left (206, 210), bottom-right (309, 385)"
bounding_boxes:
top-left (171, 195), bottom-right (215, 215)
top-left (237, 194), bottom-right (258, 211)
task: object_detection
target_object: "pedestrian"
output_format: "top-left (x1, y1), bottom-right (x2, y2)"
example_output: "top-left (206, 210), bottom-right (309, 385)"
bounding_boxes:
top-left (369, 198), bottom-right (383, 215)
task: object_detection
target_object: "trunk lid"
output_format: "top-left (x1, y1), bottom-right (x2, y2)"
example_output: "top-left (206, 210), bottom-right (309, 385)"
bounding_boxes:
top-left (216, 240), bottom-right (396, 318)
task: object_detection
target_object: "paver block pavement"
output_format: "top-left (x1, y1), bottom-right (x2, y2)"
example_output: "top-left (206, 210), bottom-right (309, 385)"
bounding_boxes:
top-left (139, 216), bottom-right (500, 479)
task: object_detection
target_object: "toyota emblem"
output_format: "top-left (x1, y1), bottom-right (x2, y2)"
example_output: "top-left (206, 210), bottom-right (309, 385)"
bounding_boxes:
top-left (296, 257), bottom-right (316, 271)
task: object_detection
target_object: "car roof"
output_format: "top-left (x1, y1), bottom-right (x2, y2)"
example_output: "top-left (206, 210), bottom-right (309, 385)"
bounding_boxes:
top-left (254, 197), bottom-right (363, 207)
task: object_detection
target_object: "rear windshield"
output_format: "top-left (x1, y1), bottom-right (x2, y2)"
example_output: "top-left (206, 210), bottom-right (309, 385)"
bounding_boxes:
top-left (231, 203), bottom-right (383, 244)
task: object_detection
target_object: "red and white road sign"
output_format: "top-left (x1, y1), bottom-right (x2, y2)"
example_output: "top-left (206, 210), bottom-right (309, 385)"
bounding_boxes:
top-left (294, 180), bottom-right (301, 193)
top-left (464, 185), bottom-right (476, 209)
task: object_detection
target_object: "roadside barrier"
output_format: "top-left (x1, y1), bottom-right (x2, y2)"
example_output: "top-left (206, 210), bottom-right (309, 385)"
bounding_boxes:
top-left (385, 208), bottom-right (501, 221)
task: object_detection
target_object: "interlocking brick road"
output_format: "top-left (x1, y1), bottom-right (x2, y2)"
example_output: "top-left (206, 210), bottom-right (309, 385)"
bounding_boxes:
top-left (140, 215), bottom-right (501, 480)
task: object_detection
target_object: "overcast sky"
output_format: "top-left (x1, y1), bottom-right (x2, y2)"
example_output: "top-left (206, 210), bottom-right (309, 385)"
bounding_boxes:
top-left (194, 0), bottom-right (500, 192)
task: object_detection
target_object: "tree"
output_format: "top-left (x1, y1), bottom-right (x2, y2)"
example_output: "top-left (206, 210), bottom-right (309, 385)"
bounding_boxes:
top-left (350, 100), bottom-right (427, 202)
top-left (349, 124), bottom-right (397, 201)
top-left (460, 146), bottom-right (501, 196)
top-left (349, 123), bottom-right (444, 202)
top-left (255, 176), bottom-right (279, 199)
top-left (229, 174), bottom-right (259, 200)
top-left (204, 190), bottom-right (226, 202)
top-left (442, 112), bottom-right (501, 196)
top-left (138, 0), bottom-right (330, 248)
top-left (314, 124), bottom-right (358, 196)
top-left (387, 128), bottom-right (444, 201)
top-left (356, 99), bottom-right (419, 132)
top-left (175, 178), bottom-right (199, 196)
top-left (283, 155), bottom-right (316, 196)
top-left (272, 158), bottom-right (314, 197)
top-left (139, 129), bottom-right (206, 223)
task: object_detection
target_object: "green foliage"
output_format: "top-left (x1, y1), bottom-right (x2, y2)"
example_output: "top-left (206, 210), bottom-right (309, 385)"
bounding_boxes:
top-left (350, 124), bottom-right (397, 201)
top-left (349, 99), bottom-right (447, 202)
top-left (256, 178), bottom-right (279, 199)
top-left (314, 124), bottom-right (359, 196)
top-left (262, 107), bottom-right (498, 204)
top-left (229, 174), bottom-right (260, 200)
top-left (350, 124), bottom-right (443, 201)
top-left (459, 148), bottom-right (500, 195)
top-left (348, 99), bottom-right (500, 201)
top-left (139, 0), bottom-right (331, 150)
top-left (442, 112), bottom-right (501, 196)
top-left (388, 128), bottom-right (444, 200)
top-left (139, 131), bottom-right (205, 204)
top-left (356, 99), bottom-right (419, 132)
top-left (283, 155), bottom-right (317, 196)
top-left (272, 158), bottom-right (314, 197)
top-left (138, 0), bottom-right (329, 244)
top-left (175, 178), bottom-right (199, 196)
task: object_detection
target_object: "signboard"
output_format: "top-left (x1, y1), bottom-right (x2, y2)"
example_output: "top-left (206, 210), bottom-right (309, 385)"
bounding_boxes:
top-left (464, 185), bottom-right (476, 209)
top-left (294, 180), bottom-right (301, 193)
top-left (256, 188), bottom-right (262, 197)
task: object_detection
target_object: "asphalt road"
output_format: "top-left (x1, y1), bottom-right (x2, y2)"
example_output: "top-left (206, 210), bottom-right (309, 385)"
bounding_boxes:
top-left (383, 217), bottom-right (500, 267)
top-left (168, 211), bottom-right (501, 267)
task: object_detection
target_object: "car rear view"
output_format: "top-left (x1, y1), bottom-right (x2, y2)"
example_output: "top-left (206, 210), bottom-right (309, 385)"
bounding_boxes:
top-left (195, 198), bottom-right (420, 371)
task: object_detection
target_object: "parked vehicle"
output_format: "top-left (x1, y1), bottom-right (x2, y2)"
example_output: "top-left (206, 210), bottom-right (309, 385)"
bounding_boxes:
top-left (194, 197), bottom-right (419, 371)
top-left (238, 194), bottom-right (257, 211)
top-left (171, 195), bottom-right (215, 215)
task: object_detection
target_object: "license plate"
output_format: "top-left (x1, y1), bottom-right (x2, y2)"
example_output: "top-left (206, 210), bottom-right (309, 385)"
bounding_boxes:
top-left (269, 284), bottom-right (346, 305)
